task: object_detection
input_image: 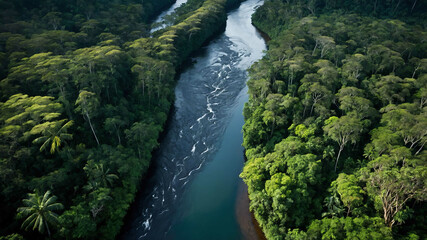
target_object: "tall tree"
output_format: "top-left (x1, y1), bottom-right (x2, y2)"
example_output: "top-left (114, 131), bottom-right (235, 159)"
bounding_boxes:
top-left (262, 93), bottom-right (287, 137)
top-left (324, 116), bottom-right (363, 171)
top-left (75, 90), bottom-right (100, 145)
top-left (363, 155), bottom-right (427, 228)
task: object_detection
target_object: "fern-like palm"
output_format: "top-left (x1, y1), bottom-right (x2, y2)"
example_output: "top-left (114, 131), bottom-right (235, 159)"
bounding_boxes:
top-left (17, 190), bottom-right (63, 237)
top-left (84, 161), bottom-right (119, 189)
top-left (96, 163), bottom-right (119, 188)
top-left (32, 120), bottom-right (73, 154)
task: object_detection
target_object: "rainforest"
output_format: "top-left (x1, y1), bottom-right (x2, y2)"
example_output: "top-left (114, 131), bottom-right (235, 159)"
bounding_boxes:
top-left (0, 0), bottom-right (426, 240)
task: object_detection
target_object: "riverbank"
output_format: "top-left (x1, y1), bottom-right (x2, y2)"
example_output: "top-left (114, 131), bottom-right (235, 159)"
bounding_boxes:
top-left (237, 18), bottom-right (270, 240)
top-left (236, 180), bottom-right (267, 240)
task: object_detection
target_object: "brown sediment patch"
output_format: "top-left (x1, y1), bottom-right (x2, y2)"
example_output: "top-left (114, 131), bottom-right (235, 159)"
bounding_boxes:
top-left (236, 180), bottom-right (267, 240)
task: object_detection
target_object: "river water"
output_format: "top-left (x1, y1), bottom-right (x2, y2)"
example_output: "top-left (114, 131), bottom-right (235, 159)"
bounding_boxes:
top-left (121, 0), bottom-right (266, 239)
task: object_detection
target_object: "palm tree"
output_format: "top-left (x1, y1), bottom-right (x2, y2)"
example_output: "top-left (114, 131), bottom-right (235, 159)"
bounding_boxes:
top-left (33, 119), bottom-right (73, 154)
top-left (17, 190), bottom-right (63, 237)
top-left (95, 163), bottom-right (119, 188)
top-left (83, 162), bottom-right (119, 193)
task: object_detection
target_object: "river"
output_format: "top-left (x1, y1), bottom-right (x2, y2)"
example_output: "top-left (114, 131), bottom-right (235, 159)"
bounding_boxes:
top-left (150, 0), bottom-right (188, 33)
top-left (120, 0), bottom-right (266, 239)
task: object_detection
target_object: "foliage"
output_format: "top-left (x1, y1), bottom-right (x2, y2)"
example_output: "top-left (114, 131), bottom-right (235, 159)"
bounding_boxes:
top-left (241, 1), bottom-right (427, 239)
top-left (17, 190), bottom-right (63, 237)
top-left (306, 216), bottom-right (393, 240)
top-left (0, 0), bottom-right (240, 238)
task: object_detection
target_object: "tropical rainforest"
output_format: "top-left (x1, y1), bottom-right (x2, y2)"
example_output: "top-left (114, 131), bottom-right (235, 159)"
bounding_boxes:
top-left (241, 0), bottom-right (427, 239)
top-left (0, 0), bottom-right (242, 239)
top-left (1, 0), bottom-right (426, 239)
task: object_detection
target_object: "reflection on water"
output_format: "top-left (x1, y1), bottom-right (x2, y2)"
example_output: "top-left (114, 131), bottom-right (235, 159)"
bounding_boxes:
top-left (121, 0), bottom-right (266, 239)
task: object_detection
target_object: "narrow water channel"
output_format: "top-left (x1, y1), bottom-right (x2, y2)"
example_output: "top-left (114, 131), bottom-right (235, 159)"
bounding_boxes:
top-left (150, 0), bottom-right (188, 33)
top-left (121, 0), bottom-right (266, 239)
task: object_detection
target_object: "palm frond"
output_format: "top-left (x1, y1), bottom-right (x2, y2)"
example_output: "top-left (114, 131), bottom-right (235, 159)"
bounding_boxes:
top-left (44, 195), bottom-right (57, 207)
top-left (22, 194), bottom-right (38, 206)
top-left (32, 136), bottom-right (48, 144)
top-left (45, 212), bottom-right (60, 226)
top-left (17, 207), bottom-right (34, 217)
top-left (40, 138), bottom-right (52, 152)
top-left (21, 213), bottom-right (37, 230)
top-left (34, 215), bottom-right (43, 232)
top-left (59, 120), bottom-right (73, 132)
top-left (42, 191), bottom-right (51, 204)
top-left (51, 136), bottom-right (61, 153)
top-left (46, 202), bottom-right (63, 211)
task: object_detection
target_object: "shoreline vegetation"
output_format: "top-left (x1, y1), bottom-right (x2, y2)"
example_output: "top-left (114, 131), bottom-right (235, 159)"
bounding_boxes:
top-left (241, 0), bottom-right (426, 239)
top-left (0, 0), bottom-right (244, 239)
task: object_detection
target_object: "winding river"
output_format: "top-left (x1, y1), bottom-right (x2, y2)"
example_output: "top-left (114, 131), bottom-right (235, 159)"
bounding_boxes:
top-left (121, 0), bottom-right (266, 239)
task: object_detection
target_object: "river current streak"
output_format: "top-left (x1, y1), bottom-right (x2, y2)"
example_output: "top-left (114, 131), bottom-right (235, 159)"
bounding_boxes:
top-left (121, 0), bottom-right (266, 239)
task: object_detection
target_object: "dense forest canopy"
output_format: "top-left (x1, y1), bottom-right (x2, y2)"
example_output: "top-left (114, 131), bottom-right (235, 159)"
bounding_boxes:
top-left (1, 0), bottom-right (426, 239)
top-left (0, 0), bottom-right (242, 239)
top-left (241, 0), bottom-right (427, 239)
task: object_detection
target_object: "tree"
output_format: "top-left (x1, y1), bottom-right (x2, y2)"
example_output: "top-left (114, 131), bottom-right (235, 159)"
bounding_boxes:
top-left (363, 156), bottom-right (427, 228)
top-left (104, 117), bottom-right (125, 145)
top-left (125, 122), bottom-right (160, 160)
top-left (324, 116), bottom-right (363, 171)
top-left (367, 45), bottom-right (400, 74)
top-left (410, 58), bottom-right (427, 78)
top-left (34, 54), bottom-right (72, 116)
top-left (131, 63), bottom-right (149, 98)
top-left (42, 12), bottom-right (62, 30)
top-left (262, 94), bottom-right (287, 137)
top-left (313, 36), bottom-right (335, 58)
top-left (332, 173), bottom-right (365, 216)
top-left (314, 59), bottom-right (338, 89)
top-left (263, 153), bottom-right (322, 228)
top-left (84, 160), bottom-right (118, 189)
top-left (283, 56), bottom-right (307, 94)
top-left (381, 106), bottom-right (426, 155)
top-left (153, 60), bottom-right (174, 99)
top-left (305, 81), bottom-right (331, 117)
top-left (342, 54), bottom-right (365, 85)
top-left (32, 120), bottom-right (73, 154)
top-left (0, 94), bottom-right (65, 156)
top-left (17, 190), bottom-right (63, 237)
top-left (75, 90), bottom-right (100, 145)
top-left (337, 87), bottom-right (376, 119)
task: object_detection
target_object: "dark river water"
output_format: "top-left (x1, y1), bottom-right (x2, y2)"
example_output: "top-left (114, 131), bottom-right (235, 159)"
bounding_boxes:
top-left (121, 0), bottom-right (266, 239)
